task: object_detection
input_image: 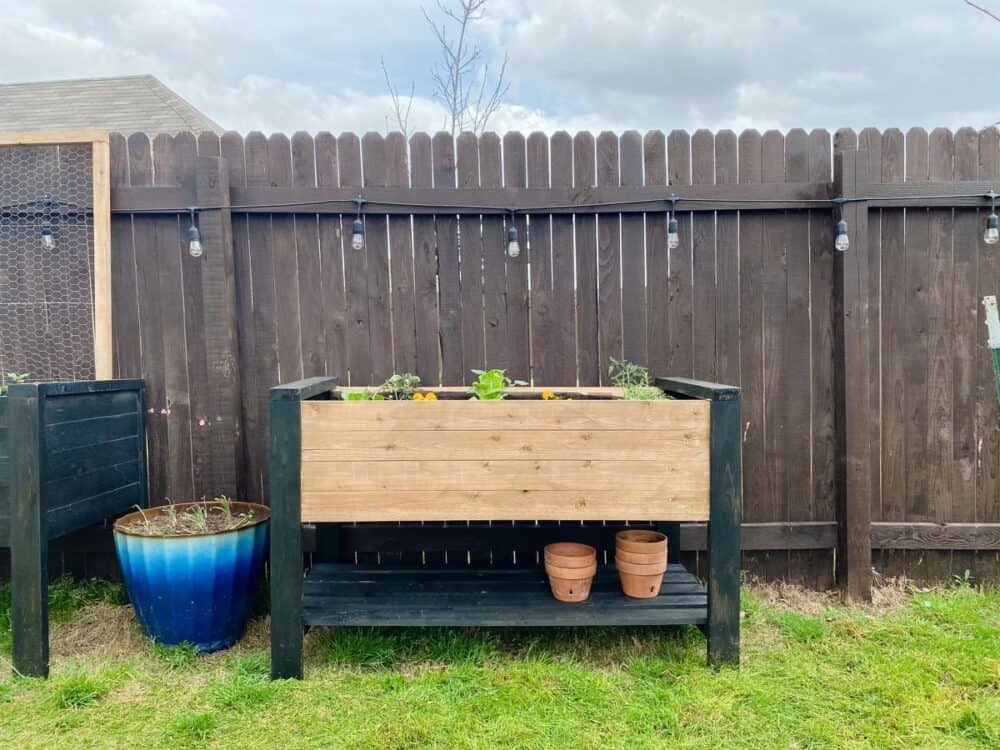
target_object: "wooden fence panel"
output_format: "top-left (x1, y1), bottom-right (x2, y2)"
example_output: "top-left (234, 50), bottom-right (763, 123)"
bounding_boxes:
top-left (99, 127), bottom-right (1000, 586)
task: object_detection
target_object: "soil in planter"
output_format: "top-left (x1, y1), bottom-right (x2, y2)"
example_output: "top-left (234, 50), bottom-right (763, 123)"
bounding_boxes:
top-left (119, 500), bottom-right (261, 537)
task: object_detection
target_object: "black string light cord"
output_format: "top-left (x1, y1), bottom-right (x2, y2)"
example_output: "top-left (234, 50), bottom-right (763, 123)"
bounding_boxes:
top-left (6, 189), bottom-right (1000, 256)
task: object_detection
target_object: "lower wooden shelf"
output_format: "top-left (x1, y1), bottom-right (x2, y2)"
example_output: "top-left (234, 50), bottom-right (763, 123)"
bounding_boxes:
top-left (302, 563), bottom-right (707, 627)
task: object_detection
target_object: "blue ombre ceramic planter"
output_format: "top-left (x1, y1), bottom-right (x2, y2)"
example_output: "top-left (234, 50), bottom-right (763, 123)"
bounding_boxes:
top-left (114, 502), bottom-right (269, 652)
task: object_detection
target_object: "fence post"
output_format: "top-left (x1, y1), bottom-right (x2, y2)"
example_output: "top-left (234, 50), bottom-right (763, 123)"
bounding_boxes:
top-left (195, 156), bottom-right (243, 499)
top-left (833, 150), bottom-right (873, 601)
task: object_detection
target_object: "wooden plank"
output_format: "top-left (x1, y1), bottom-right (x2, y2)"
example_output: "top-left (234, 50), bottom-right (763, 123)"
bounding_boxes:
top-left (951, 127), bottom-right (979, 525)
top-left (152, 134), bottom-right (194, 502)
top-left (315, 132), bottom-right (348, 385)
top-left (291, 132), bottom-right (327, 378)
top-left (596, 131), bottom-right (623, 380)
top-left (339, 132), bottom-right (370, 386)
top-left (644, 131), bottom-right (668, 378)
top-left (834, 146), bottom-right (874, 600)
top-left (386, 132), bottom-right (417, 377)
top-left (433, 131), bottom-right (463, 385)
top-left (108, 133), bottom-right (141, 379)
top-left (9, 389), bottom-right (47, 677)
top-left (549, 132), bottom-right (577, 385)
top-left (457, 131), bottom-right (485, 379)
top-left (574, 131), bottom-right (600, 384)
top-left (301, 486), bottom-right (709, 523)
top-left (91, 138), bottom-right (113, 379)
top-left (667, 130), bottom-right (693, 376)
top-left (528, 131), bottom-right (556, 383)
top-left (871, 522), bottom-right (1000, 550)
top-left (737, 130), bottom-right (766, 535)
top-left (480, 132), bottom-right (508, 372)
top-left (977, 128), bottom-right (1000, 525)
top-left (175, 132), bottom-right (212, 500)
top-left (195, 155), bottom-right (241, 498)
top-left (222, 131), bottom-right (260, 502)
top-left (116, 181), bottom-right (838, 215)
top-left (410, 133), bottom-right (440, 385)
top-left (620, 131), bottom-right (647, 365)
top-left (502, 132), bottom-right (531, 383)
top-left (268, 134), bottom-right (304, 387)
top-left (301, 564), bottom-right (707, 627)
top-left (0, 129), bottom-right (107, 146)
top-left (127, 132), bottom-right (167, 505)
top-left (691, 129), bottom-right (717, 380)
top-left (301, 397), bottom-right (706, 432)
top-left (361, 133), bottom-right (393, 384)
top-left (302, 429), bottom-right (700, 461)
top-left (269, 391), bottom-right (303, 680)
top-left (905, 127), bottom-right (932, 520)
top-left (246, 132), bottom-right (279, 502)
top-left (879, 129), bottom-right (906, 523)
top-left (714, 131), bottom-right (740, 386)
top-left (927, 129), bottom-right (955, 532)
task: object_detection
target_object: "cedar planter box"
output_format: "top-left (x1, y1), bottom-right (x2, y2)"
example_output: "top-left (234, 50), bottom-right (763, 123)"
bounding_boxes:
top-left (1, 380), bottom-right (147, 677)
top-left (269, 376), bottom-right (741, 679)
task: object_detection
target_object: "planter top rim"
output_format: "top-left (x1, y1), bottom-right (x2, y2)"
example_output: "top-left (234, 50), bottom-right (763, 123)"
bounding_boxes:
top-left (113, 501), bottom-right (269, 539)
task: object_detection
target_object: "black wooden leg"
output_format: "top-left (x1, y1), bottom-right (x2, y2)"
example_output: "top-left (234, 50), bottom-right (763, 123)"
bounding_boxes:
top-left (270, 395), bottom-right (303, 680)
top-left (706, 392), bottom-right (742, 667)
top-left (10, 388), bottom-right (48, 678)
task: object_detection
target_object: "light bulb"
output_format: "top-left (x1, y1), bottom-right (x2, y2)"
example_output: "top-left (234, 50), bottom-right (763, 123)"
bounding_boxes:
top-left (186, 223), bottom-right (203, 258)
top-left (985, 213), bottom-right (999, 245)
top-left (666, 216), bottom-right (680, 251)
top-left (834, 219), bottom-right (849, 252)
top-left (40, 222), bottom-right (56, 250)
top-left (351, 218), bottom-right (365, 251)
top-left (507, 224), bottom-right (520, 258)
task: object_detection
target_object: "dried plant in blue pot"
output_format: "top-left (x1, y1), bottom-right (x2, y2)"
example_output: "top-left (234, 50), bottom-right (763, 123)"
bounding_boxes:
top-left (114, 498), bottom-right (269, 652)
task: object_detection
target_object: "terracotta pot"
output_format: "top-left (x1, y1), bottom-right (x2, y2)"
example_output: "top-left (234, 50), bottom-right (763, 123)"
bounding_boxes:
top-left (614, 557), bottom-right (666, 575)
top-left (615, 529), bottom-right (667, 555)
top-left (615, 547), bottom-right (666, 566)
top-left (543, 542), bottom-right (597, 569)
top-left (545, 561), bottom-right (597, 603)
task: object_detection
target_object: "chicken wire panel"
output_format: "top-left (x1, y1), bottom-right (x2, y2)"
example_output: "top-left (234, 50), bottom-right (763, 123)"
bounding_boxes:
top-left (0, 143), bottom-right (96, 384)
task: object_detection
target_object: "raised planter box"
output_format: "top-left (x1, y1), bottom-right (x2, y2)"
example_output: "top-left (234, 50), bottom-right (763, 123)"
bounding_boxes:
top-left (269, 376), bottom-right (741, 679)
top-left (1, 380), bottom-right (146, 677)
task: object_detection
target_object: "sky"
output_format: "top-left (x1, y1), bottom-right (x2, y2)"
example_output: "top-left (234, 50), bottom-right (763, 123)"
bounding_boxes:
top-left (3, 0), bottom-right (1000, 135)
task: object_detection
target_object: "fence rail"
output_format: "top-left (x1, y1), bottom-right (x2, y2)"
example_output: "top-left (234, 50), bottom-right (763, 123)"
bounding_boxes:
top-left (9, 126), bottom-right (1000, 592)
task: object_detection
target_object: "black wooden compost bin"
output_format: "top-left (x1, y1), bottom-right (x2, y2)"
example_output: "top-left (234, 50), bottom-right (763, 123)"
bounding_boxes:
top-left (0, 380), bottom-right (147, 677)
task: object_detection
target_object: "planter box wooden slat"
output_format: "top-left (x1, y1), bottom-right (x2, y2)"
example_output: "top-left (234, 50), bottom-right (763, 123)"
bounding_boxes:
top-left (269, 376), bottom-right (741, 679)
top-left (301, 396), bottom-right (710, 522)
top-left (302, 564), bottom-right (708, 627)
top-left (0, 380), bottom-right (147, 678)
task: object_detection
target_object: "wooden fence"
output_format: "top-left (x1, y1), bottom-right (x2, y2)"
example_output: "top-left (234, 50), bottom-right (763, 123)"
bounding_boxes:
top-left (50, 126), bottom-right (997, 590)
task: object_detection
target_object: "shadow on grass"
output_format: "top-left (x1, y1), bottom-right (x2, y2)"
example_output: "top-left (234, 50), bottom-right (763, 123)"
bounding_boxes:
top-left (309, 624), bottom-right (708, 672)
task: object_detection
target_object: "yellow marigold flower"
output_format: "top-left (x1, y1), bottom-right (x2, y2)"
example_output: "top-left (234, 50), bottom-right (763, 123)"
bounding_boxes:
top-left (412, 392), bottom-right (425, 400)
top-left (541, 390), bottom-right (556, 400)
top-left (424, 392), bottom-right (438, 401)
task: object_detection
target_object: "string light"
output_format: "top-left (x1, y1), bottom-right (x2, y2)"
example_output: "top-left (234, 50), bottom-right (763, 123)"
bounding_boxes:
top-left (40, 220), bottom-right (56, 251)
top-left (666, 194), bottom-right (680, 251)
top-left (835, 219), bottom-right (850, 253)
top-left (351, 197), bottom-right (365, 251)
top-left (985, 191), bottom-right (999, 246)
top-left (186, 208), bottom-right (203, 258)
top-left (506, 209), bottom-right (521, 258)
top-left (39, 195), bottom-right (56, 250)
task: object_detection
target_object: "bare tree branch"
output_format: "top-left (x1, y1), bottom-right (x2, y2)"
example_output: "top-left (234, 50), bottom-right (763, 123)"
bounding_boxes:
top-left (381, 56), bottom-right (414, 138)
top-left (383, 0), bottom-right (509, 137)
top-left (966, 0), bottom-right (1000, 23)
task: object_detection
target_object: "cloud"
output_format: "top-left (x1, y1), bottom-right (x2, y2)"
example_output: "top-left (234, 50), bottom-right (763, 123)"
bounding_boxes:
top-left (1, 0), bottom-right (998, 134)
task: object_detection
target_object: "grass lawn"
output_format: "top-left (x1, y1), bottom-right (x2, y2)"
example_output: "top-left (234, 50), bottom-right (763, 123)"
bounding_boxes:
top-left (0, 578), bottom-right (997, 749)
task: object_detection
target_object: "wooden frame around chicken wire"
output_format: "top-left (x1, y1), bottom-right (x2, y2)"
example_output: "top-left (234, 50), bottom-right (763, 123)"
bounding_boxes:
top-left (0, 130), bottom-right (112, 379)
